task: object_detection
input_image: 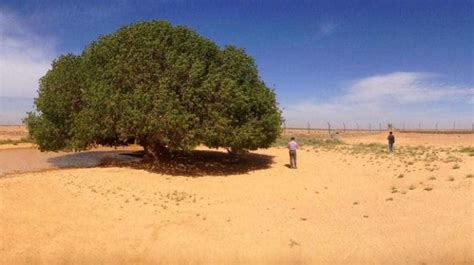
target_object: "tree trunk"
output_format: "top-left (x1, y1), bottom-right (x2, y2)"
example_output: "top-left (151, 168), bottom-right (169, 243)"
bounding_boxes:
top-left (152, 142), bottom-right (170, 157)
top-left (139, 137), bottom-right (170, 161)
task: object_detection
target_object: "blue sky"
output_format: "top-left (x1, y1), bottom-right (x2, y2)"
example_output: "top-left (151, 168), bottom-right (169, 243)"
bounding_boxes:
top-left (0, 0), bottom-right (473, 128)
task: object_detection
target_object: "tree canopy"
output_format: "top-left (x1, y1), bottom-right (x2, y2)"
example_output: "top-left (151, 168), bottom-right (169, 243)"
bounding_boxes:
top-left (25, 20), bottom-right (281, 158)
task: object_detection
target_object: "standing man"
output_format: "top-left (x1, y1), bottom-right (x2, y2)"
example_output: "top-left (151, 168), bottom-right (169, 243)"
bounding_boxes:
top-left (387, 131), bottom-right (395, 153)
top-left (288, 137), bottom-right (298, 169)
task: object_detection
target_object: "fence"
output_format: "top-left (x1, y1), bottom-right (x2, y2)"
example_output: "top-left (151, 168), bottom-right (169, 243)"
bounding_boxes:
top-left (281, 121), bottom-right (474, 136)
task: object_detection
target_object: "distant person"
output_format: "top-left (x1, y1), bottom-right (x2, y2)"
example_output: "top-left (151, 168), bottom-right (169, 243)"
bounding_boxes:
top-left (387, 131), bottom-right (395, 152)
top-left (287, 137), bottom-right (298, 169)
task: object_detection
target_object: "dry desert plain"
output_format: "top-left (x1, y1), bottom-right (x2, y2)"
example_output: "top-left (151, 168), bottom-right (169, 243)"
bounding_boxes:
top-left (0, 126), bottom-right (473, 265)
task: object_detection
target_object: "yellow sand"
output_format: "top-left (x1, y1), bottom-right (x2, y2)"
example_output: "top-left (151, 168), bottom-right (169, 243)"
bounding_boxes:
top-left (0, 133), bottom-right (473, 264)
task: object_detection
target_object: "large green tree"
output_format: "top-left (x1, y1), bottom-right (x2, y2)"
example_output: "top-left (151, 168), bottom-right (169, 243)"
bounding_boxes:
top-left (25, 54), bottom-right (84, 151)
top-left (25, 20), bottom-right (281, 158)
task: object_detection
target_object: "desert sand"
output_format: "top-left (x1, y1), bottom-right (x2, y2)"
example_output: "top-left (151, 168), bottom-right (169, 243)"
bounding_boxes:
top-left (0, 125), bottom-right (28, 141)
top-left (0, 127), bottom-right (473, 265)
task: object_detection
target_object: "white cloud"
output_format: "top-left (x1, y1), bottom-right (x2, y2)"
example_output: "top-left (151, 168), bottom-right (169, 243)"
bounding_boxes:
top-left (0, 10), bottom-right (56, 98)
top-left (343, 72), bottom-right (472, 104)
top-left (319, 22), bottom-right (337, 36)
top-left (283, 72), bottom-right (474, 129)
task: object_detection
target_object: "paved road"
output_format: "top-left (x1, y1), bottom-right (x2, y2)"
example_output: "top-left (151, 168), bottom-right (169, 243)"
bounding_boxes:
top-left (0, 147), bottom-right (140, 176)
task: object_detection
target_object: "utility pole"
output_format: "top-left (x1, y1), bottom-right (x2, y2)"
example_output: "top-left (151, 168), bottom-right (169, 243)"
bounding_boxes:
top-left (379, 123), bottom-right (382, 132)
top-left (327, 122), bottom-right (331, 135)
top-left (453, 122), bottom-right (456, 131)
top-left (369, 123), bottom-right (372, 132)
top-left (307, 122), bottom-right (310, 134)
top-left (343, 122), bottom-right (346, 133)
top-left (419, 122), bottom-right (422, 131)
top-left (356, 122), bottom-right (359, 131)
top-left (435, 122), bottom-right (438, 131)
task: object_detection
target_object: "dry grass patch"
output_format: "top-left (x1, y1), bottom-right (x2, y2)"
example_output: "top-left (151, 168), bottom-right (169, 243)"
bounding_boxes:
top-left (0, 138), bottom-right (32, 145)
top-left (443, 155), bottom-right (462, 163)
top-left (458, 147), bottom-right (474, 156)
top-left (350, 143), bottom-right (387, 155)
top-left (273, 136), bottom-right (344, 149)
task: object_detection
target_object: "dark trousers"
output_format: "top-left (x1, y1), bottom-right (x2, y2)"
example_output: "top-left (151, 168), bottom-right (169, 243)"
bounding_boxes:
top-left (289, 150), bottom-right (297, 168)
top-left (388, 143), bottom-right (394, 152)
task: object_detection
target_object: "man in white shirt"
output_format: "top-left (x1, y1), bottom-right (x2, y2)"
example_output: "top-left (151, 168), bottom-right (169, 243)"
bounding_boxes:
top-left (287, 137), bottom-right (298, 169)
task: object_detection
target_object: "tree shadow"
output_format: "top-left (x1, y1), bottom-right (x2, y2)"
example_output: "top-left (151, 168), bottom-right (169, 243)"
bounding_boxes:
top-left (45, 149), bottom-right (274, 177)
top-left (100, 149), bottom-right (274, 177)
top-left (47, 150), bottom-right (140, 169)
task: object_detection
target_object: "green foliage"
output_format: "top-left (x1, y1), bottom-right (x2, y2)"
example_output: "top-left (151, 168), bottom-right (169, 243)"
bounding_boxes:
top-left (203, 46), bottom-right (281, 152)
top-left (25, 21), bottom-right (281, 156)
top-left (25, 54), bottom-right (84, 151)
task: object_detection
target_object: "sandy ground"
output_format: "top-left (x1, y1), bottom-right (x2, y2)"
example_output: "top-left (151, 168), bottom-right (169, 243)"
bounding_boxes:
top-left (285, 128), bottom-right (474, 147)
top-left (0, 146), bottom-right (141, 176)
top-left (0, 125), bottom-right (28, 141)
top-left (0, 131), bottom-right (473, 264)
top-left (0, 125), bottom-right (33, 149)
top-left (343, 131), bottom-right (474, 147)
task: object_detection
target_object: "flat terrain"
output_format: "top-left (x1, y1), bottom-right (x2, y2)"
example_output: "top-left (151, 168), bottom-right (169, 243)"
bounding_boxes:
top-left (0, 125), bottom-right (27, 141)
top-left (1, 126), bottom-right (473, 264)
top-left (0, 125), bottom-right (32, 150)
